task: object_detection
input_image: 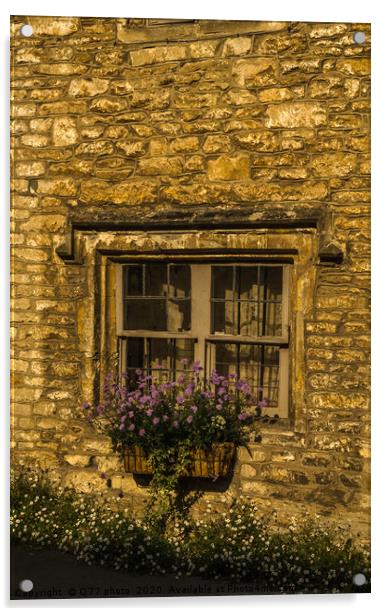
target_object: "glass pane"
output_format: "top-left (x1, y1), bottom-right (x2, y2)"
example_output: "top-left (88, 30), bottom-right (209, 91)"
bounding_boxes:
top-left (169, 265), bottom-right (190, 299)
top-left (214, 342), bottom-right (237, 380)
top-left (125, 337), bottom-right (144, 387)
top-left (124, 298), bottom-right (167, 330)
top-left (212, 301), bottom-right (234, 334)
top-left (145, 264), bottom-right (168, 297)
top-left (123, 265), bottom-right (142, 296)
top-left (239, 344), bottom-right (260, 394)
top-left (238, 301), bottom-right (258, 337)
top-left (261, 345), bottom-right (280, 406)
top-left (264, 267), bottom-right (283, 336)
top-left (212, 266), bottom-right (234, 300)
top-left (213, 342), bottom-right (280, 407)
top-left (149, 338), bottom-right (170, 378)
top-left (174, 338), bottom-right (195, 381)
top-left (236, 266), bottom-right (258, 301)
top-left (168, 299), bottom-right (191, 332)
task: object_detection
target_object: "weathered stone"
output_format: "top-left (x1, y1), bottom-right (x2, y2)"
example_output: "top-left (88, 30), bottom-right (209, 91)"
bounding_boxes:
top-left (64, 455), bottom-right (91, 467)
top-left (208, 154), bottom-right (250, 180)
top-left (62, 469), bottom-right (108, 493)
top-left (20, 215), bottom-right (66, 233)
top-left (90, 97), bottom-right (127, 113)
top-left (203, 135), bottom-right (231, 153)
top-left (15, 162), bottom-right (45, 177)
top-left (79, 179), bottom-right (157, 205)
top-left (233, 131), bottom-right (280, 151)
top-left (265, 102), bottom-right (327, 128)
top-left (20, 134), bottom-right (50, 147)
top-left (309, 23), bottom-right (348, 38)
top-left (222, 37), bottom-right (252, 56)
top-left (232, 58), bottom-right (278, 87)
top-left (335, 59), bottom-right (370, 76)
top-left (28, 17), bottom-right (80, 36)
top-left (137, 157), bottom-right (183, 176)
top-left (75, 141), bottom-right (114, 156)
top-left (311, 152), bottom-right (357, 177)
top-left (52, 117), bottom-right (78, 146)
top-left (115, 141), bottom-right (147, 157)
top-left (130, 45), bottom-right (187, 66)
top-left (36, 178), bottom-right (78, 196)
top-left (68, 78), bottom-right (109, 97)
top-left (189, 41), bottom-right (219, 58)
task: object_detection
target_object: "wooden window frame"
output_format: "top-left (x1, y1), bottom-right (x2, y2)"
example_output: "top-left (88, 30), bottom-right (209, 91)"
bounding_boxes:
top-left (116, 262), bottom-right (290, 417)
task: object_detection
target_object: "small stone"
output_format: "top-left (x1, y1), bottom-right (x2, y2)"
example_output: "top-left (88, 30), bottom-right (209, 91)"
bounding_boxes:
top-left (137, 156), bottom-right (183, 176)
top-left (52, 117), bottom-right (78, 146)
top-left (208, 154), bottom-right (250, 180)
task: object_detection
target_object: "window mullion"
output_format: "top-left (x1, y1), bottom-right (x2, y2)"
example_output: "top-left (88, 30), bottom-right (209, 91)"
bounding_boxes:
top-left (191, 265), bottom-right (211, 371)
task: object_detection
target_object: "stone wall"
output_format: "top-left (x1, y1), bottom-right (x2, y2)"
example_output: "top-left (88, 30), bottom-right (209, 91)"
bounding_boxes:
top-left (10, 17), bottom-right (370, 537)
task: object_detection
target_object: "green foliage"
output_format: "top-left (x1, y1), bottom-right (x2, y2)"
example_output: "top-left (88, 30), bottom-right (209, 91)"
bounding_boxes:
top-left (11, 468), bottom-right (370, 593)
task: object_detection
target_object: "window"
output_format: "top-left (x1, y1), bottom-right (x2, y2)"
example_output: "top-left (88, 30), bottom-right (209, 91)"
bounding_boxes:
top-left (116, 262), bottom-right (289, 416)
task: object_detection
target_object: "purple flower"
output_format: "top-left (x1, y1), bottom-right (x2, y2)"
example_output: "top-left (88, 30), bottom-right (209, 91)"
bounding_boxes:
top-left (176, 395), bottom-right (185, 405)
top-left (191, 405), bottom-right (198, 413)
top-left (216, 404), bottom-right (223, 411)
top-left (128, 410), bottom-right (134, 418)
top-left (146, 408), bottom-right (153, 417)
top-left (180, 358), bottom-right (189, 366)
top-left (177, 374), bottom-right (186, 385)
top-left (119, 424), bottom-right (126, 431)
top-left (96, 404), bottom-right (105, 416)
top-left (186, 415), bottom-right (193, 424)
top-left (129, 423), bottom-right (135, 431)
top-left (238, 412), bottom-right (247, 421)
top-left (82, 401), bottom-right (90, 410)
top-left (139, 428), bottom-right (146, 436)
top-left (163, 415), bottom-right (169, 422)
top-left (153, 417), bottom-right (160, 425)
top-left (218, 387), bottom-right (226, 396)
top-left (172, 420), bottom-right (179, 428)
top-left (258, 399), bottom-right (268, 408)
top-left (192, 360), bottom-right (202, 373)
top-left (184, 385), bottom-right (194, 396)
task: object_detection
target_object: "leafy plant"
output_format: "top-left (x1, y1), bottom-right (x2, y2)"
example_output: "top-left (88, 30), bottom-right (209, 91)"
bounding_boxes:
top-left (83, 361), bottom-right (264, 524)
top-left (11, 468), bottom-right (371, 593)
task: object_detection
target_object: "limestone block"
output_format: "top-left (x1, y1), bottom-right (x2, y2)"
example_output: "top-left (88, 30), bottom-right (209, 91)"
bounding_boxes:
top-left (15, 162), bottom-right (45, 177)
top-left (222, 37), bottom-right (252, 56)
top-left (265, 102), bottom-right (327, 128)
top-left (232, 58), bottom-right (278, 87)
top-left (68, 78), bottom-right (109, 97)
top-left (64, 455), bottom-right (91, 467)
top-left (130, 45), bottom-right (187, 66)
top-left (79, 179), bottom-right (158, 205)
top-left (208, 154), bottom-right (250, 180)
top-left (63, 469), bottom-right (108, 493)
top-left (36, 177), bottom-right (77, 196)
top-left (28, 17), bottom-right (80, 36)
top-left (52, 117), bottom-right (78, 146)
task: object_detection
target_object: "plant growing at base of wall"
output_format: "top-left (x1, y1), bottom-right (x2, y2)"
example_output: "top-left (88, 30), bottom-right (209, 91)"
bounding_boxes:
top-left (83, 361), bottom-right (266, 527)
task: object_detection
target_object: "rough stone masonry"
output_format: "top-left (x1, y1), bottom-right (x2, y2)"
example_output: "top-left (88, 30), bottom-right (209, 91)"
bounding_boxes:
top-left (10, 17), bottom-right (370, 537)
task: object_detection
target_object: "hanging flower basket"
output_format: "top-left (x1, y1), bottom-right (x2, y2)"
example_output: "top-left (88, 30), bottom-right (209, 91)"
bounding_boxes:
top-left (123, 443), bottom-right (235, 479)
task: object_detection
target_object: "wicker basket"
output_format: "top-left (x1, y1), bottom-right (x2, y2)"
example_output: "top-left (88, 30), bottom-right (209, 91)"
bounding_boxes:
top-left (123, 443), bottom-right (235, 479)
